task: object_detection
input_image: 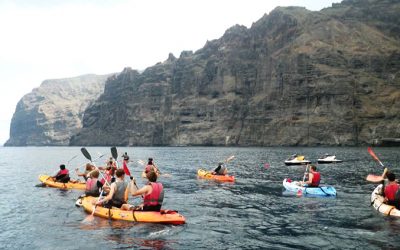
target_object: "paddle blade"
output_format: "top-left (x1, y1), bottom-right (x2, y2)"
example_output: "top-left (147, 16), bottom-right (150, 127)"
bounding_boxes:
top-left (367, 147), bottom-right (384, 167)
top-left (82, 214), bottom-right (94, 223)
top-left (111, 147), bottom-right (118, 160)
top-left (123, 160), bottom-right (131, 176)
top-left (81, 148), bottom-right (92, 161)
top-left (225, 155), bottom-right (235, 163)
top-left (366, 174), bottom-right (384, 183)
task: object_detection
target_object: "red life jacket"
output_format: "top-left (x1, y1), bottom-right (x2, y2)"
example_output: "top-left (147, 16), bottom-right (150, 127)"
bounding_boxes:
top-left (143, 182), bottom-right (164, 206)
top-left (86, 178), bottom-right (97, 192)
top-left (385, 183), bottom-right (400, 201)
top-left (59, 169), bottom-right (69, 175)
top-left (310, 172), bottom-right (321, 187)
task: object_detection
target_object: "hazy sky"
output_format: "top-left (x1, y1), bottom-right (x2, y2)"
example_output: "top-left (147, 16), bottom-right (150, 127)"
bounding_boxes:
top-left (0, 0), bottom-right (341, 145)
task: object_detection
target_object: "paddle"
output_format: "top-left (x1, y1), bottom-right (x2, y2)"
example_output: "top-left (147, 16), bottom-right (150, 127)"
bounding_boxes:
top-left (67, 155), bottom-right (78, 164)
top-left (111, 147), bottom-right (141, 199)
top-left (80, 148), bottom-right (111, 223)
top-left (366, 147), bottom-right (388, 183)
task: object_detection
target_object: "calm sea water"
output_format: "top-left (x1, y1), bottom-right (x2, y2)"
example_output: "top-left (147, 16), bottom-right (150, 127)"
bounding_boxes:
top-left (0, 146), bottom-right (399, 249)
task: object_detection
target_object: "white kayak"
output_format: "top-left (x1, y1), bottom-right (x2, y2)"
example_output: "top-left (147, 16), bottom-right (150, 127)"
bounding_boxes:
top-left (284, 154), bottom-right (311, 166)
top-left (317, 154), bottom-right (343, 164)
top-left (282, 178), bottom-right (337, 196)
top-left (370, 184), bottom-right (400, 217)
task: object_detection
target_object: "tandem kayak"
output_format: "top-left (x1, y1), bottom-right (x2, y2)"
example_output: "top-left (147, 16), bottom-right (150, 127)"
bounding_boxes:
top-left (39, 174), bottom-right (86, 190)
top-left (197, 169), bottom-right (235, 182)
top-left (282, 178), bottom-right (337, 196)
top-left (371, 184), bottom-right (400, 217)
top-left (77, 196), bottom-right (186, 225)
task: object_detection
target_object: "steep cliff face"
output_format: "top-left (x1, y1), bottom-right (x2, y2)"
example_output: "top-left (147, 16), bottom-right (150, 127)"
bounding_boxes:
top-left (70, 0), bottom-right (400, 146)
top-left (5, 74), bottom-right (109, 146)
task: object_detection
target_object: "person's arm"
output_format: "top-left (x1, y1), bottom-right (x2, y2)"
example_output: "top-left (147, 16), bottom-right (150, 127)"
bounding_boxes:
top-left (97, 183), bottom-right (116, 205)
top-left (305, 173), bottom-right (313, 185)
top-left (381, 168), bottom-right (388, 179)
top-left (131, 183), bottom-right (152, 197)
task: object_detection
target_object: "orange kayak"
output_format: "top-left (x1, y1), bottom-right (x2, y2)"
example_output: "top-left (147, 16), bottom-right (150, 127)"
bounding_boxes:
top-left (77, 196), bottom-right (185, 225)
top-left (197, 169), bottom-right (235, 182)
top-left (39, 174), bottom-right (86, 190)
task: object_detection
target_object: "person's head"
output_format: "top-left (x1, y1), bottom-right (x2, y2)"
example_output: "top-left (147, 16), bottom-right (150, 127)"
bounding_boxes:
top-left (85, 163), bottom-right (94, 171)
top-left (387, 172), bottom-right (396, 182)
top-left (90, 170), bottom-right (99, 179)
top-left (146, 170), bottom-right (158, 182)
top-left (115, 168), bottom-right (125, 178)
top-left (60, 164), bottom-right (66, 170)
top-left (218, 162), bottom-right (223, 167)
top-left (310, 165), bottom-right (317, 172)
top-left (148, 158), bottom-right (153, 165)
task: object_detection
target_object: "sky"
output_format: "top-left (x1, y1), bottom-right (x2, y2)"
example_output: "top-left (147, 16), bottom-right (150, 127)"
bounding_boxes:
top-left (0, 0), bottom-right (341, 145)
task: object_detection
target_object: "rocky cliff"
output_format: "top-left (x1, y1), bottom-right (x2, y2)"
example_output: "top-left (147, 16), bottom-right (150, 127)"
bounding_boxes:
top-left (70, 0), bottom-right (400, 146)
top-left (10, 0), bottom-right (400, 146)
top-left (5, 74), bottom-right (110, 146)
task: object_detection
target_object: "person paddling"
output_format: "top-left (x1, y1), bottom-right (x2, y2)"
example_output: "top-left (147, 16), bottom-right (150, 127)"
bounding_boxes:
top-left (52, 164), bottom-right (70, 183)
top-left (142, 158), bottom-right (161, 178)
top-left (300, 165), bottom-right (320, 187)
top-left (212, 162), bottom-right (228, 176)
top-left (94, 169), bottom-right (129, 208)
top-left (75, 163), bottom-right (95, 181)
top-left (84, 170), bottom-right (103, 197)
top-left (383, 172), bottom-right (400, 209)
top-left (122, 171), bottom-right (164, 211)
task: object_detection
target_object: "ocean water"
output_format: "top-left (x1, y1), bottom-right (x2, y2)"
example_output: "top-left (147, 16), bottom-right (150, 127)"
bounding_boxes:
top-left (0, 146), bottom-right (399, 249)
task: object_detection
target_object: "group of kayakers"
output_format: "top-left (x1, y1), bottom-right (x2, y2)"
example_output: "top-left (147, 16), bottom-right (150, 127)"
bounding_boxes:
top-left (51, 153), bottom-right (165, 212)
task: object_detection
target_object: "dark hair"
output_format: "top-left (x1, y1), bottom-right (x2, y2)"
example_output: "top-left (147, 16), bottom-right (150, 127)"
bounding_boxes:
top-left (148, 158), bottom-right (154, 165)
top-left (116, 169), bottom-right (125, 178)
top-left (60, 164), bottom-right (66, 170)
top-left (387, 172), bottom-right (396, 181)
top-left (310, 165), bottom-right (317, 171)
top-left (146, 170), bottom-right (158, 182)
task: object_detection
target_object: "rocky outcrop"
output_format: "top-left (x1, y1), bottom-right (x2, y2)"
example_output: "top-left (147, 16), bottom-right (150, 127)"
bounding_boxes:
top-left (70, 0), bottom-right (400, 146)
top-left (5, 74), bottom-right (110, 146)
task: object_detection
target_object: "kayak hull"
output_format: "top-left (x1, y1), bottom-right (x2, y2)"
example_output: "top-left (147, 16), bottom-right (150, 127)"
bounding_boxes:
top-left (371, 184), bottom-right (400, 217)
top-left (39, 174), bottom-right (86, 190)
top-left (78, 196), bottom-right (186, 225)
top-left (197, 169), bottom-right (235, 182)
top-left (282, 178), bottom-right (337, 196)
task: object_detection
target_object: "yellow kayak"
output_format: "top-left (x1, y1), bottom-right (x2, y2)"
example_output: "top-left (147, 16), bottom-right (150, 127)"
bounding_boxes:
top-left (197, 169), bottom-right (235, 182)
top-left (77, 196), bottom-right (186, 225)
top-left (39, 174), bottom-right (86, 190)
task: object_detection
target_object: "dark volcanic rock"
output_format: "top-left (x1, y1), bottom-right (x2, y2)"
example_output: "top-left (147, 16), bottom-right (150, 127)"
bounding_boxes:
top-left (5, 74), bottom-right (110, 146)
top-left (71, 0), bottom-right (400, 146)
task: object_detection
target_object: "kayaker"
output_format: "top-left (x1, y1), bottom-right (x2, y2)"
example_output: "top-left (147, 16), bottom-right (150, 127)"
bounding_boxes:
top-left (142, 158), bottom-right (161, 178)
top-left (383, 172), bottom-right (400, 209)
top-left (301, 165), bottom-right (320, 187)
top-left (122, 152), bottom-right (130, 161)
top-left (52, 164), bottom-right (70, 183)
top-left (212, 162), bottom-right (228, 176)
top-left (122, 170), bottom-right (164, 211)
top-left (95, 169), bottom-right (129, 208)
top-left (75, 163), bottom-right (95, 181)
top-left (84, 170), bottom-right (102, 197)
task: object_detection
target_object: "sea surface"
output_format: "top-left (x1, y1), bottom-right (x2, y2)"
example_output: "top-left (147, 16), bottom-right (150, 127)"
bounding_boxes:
top-left (0, 146), bottom-right (399, 249)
